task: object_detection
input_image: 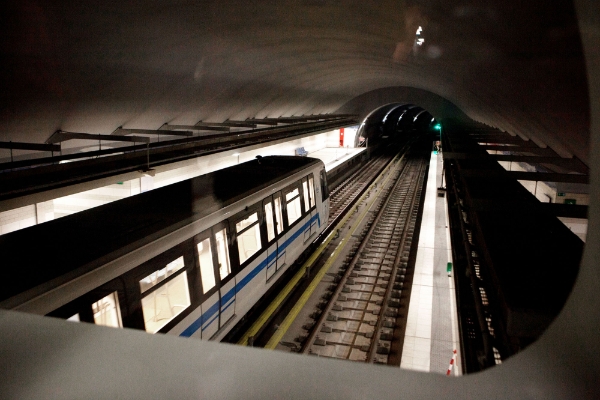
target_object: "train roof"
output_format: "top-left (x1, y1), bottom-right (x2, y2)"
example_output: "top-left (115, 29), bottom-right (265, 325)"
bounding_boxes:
top-left (0, 156), bottom-right (322, 305)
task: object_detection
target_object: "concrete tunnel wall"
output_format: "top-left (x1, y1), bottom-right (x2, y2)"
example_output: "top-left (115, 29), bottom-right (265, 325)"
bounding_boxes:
top-left (0, 0), bottom-right (589, 164)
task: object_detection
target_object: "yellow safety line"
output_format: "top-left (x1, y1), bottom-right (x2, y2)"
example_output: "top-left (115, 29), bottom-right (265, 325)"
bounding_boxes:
top-left (237, 174), bottom-right (374, 346)
top-left (264, 152), bottom-right (406, 349)
top-left (237, 150), bottom-right (405, 346)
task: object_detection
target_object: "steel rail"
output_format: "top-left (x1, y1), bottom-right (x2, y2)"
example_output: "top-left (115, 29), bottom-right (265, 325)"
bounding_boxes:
top-left (265, 150), bottom-right (410, 350)
top-left (365, 158), bottom-right (426, 363)
top-left (300, 153), bottom-right (428, 361)
top-left (235, 147), bottom-right (408, 346)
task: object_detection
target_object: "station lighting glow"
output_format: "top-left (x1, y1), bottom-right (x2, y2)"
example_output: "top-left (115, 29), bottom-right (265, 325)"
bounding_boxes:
top-left (415, 26), bottom-right (425, 46)
top-left (382, 107), bottom-right (397, 124)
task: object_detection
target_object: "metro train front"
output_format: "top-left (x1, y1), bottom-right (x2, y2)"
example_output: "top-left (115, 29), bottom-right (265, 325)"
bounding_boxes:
top-left (0, 156), bottom-right (330, 342)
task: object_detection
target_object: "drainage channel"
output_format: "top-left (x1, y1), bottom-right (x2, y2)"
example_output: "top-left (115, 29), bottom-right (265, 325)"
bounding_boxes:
top-left (300, 152), bottom-right (428, 364)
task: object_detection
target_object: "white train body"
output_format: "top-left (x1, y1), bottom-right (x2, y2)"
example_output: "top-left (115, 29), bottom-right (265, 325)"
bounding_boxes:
top-left (0, 156), bottom-right (330, 342)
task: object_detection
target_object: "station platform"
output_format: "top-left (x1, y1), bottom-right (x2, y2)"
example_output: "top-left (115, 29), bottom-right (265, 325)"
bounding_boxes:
top-left (309, 147), bottom-right (366, 172)
top-left (400, 151), bottom-right (462, 375)
top-left (311, 147), bottom-right (368, 189)
top-left (0, 130), bottom-right (365, 235)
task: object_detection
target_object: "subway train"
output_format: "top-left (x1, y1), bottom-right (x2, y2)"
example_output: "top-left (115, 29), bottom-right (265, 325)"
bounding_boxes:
top-left (0, 156), bottom-right (329, 341)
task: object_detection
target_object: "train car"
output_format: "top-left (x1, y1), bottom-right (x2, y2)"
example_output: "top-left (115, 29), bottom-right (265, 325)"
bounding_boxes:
top-left (0, 155), bottom-right (330, 341)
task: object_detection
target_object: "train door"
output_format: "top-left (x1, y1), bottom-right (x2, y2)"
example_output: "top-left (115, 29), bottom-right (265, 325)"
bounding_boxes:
top-left (283, 182), bottom-right (304, 261)
top-left (273, 191), bottom-right (286, 271)
top-left (308, 174), bottom-right (318, 234)
top-left (213, 223), bottom-right (235, 329)
top-left (303, 175), bottom-right (318, 239)
top-left (263, 196), bottom-right (278, 280)
top-left (195, 232), bottom-right (220, 339)
top-left (319, 168), bottom-right (330, 221)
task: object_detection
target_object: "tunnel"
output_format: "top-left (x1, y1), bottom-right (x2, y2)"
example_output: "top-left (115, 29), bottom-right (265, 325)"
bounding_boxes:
top-left (0, 0), bottom-right (599, 398)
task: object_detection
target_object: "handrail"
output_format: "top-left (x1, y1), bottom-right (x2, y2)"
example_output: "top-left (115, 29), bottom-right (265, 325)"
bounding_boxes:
top-left (0, 116), bottom-right (357, 173)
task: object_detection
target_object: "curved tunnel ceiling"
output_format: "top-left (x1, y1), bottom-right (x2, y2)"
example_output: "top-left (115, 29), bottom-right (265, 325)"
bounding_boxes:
top-left (353, 102), bottom-right (435, 146)
top-left (0, 0), bottom-right (589, 164)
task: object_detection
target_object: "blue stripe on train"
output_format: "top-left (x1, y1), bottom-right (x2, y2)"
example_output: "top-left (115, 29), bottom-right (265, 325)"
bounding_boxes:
top-left (179, 213), bottom-right (320, 337)
top-left (202, 312), bottom-right (219, 332)
top-left (221, 287), bottom-right (235, 305)
top-left (221, 298), bottom-right (235, 313)
top-left (180, 299), bottom-right (220, 337)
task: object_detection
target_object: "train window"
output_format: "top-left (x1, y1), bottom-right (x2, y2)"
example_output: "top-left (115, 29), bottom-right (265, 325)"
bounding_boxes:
top-left (274, 195), bottom-right (283, 234)
top-left (197, 238), bottom-right (216, 293)
top-left (302, 179), bottom-right (310, 212)
top-left (286, 188), bottom-right (302, 225)
top-left (215, 228), bottom-right (231, 279)
top-left (47, 278), bottom-right (126, 325)
top-left (139, 256), bottom-right (186, 293)
top-left (264, 201), bottom-right (275, 242)
top-left (92, 292), bottom-right (123, 328)
top-left (140, 257), bottom-right (191, 333)
top-left (320, 169), bottom-right (329, 201)
top-left (236, 212), bottom-right (262, 264)
top-left (308, 175), bottom-right (316, 208)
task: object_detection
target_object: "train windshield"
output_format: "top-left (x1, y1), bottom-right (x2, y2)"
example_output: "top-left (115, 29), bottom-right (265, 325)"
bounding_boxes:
top-left (320, 169), bottom-right (329, 201)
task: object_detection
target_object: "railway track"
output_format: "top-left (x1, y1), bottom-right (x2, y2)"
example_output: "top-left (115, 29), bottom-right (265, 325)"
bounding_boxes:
top-left (232, 141), bottom-right (429, 351)
top-left (300, 152), bottom-right (428, 364)
top-left (328, 153), bottom-right (394, 223)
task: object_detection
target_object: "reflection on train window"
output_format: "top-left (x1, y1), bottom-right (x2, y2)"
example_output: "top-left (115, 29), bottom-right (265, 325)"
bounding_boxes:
top-left (302, 180), bottom-right (310, 211)
top-left (141, 271), bottom-right (191, 334)
top-left (67, 313), bottom-right (80, 322)
top-left (264, 201), bottom-right (275, 242)
top-left (139, 256), bottom-right (185, 293)
top-left (308, 176), bottom-right (316, 208)
top-left (215, 228), bottom-right (231, 279)
top-left (197, 239), bottom-right (215, 293)
top-left (274, 196), bottom-right (283, 234)
top-left (286, 188), bottom-right (302, 225)
top-left (92, 292), bottom-right (122, 328)
top-left (236, 212), bottom-right (262, 264)
top-left (236, 212), bottom-right (257, 231)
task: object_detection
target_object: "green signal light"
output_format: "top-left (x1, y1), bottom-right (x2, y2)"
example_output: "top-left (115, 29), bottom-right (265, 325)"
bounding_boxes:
top-left (434, 124), bottom-right (442, 130)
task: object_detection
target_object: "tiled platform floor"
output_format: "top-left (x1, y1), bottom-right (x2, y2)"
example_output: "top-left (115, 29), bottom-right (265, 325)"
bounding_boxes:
top-left (309, 147), bottom-right (366, 171)
top-left (400, 151), bottom-right (461, 376)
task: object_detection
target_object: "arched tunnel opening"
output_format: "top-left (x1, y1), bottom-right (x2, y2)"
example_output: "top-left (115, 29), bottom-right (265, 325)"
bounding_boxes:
top-left (0, 0), bottom-right (597, 394)
top-left (348, 100), bottom-right (583, 372)
top-left (355, 103), bottom-right (438, 147)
